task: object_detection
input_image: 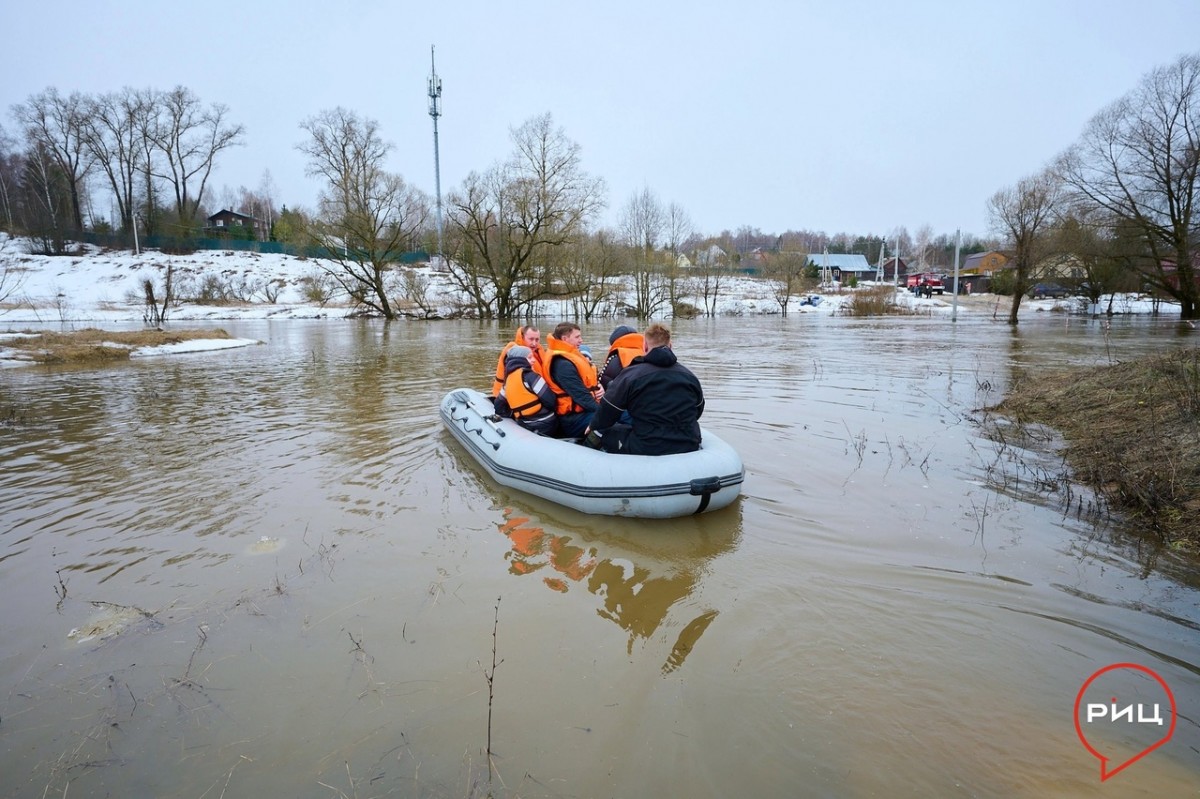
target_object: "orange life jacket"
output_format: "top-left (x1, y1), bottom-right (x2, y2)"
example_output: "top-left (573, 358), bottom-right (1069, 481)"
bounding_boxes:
top-left (602, 332), bottom-right (645, 386)
top-left (491, 330), bottom-right (546, 394)
top-left (500, 369), bottom-right (553, 419)
top-left (544, 337), bottom-right (600, 415)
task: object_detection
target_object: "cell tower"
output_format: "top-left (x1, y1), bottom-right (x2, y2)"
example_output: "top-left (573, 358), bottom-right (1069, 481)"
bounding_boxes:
top-left (428, 45), bottom-right (444, 264)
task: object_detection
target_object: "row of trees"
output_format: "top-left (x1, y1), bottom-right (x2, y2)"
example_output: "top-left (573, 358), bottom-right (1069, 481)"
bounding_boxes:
top-left (989, 52), bottom-right (1199, 323)
top-left (1, 86), bottom-right (245, 253)
top-left (297, 108), bottom-right (844, 320)
top-left (1, 85), bottom-right (857, 320)
top-left (8, 53), bottom-right (1195, 322)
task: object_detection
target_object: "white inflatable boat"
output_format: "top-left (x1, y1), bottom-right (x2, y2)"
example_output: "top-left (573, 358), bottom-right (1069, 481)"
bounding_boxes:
top-left (440, 388), bottom-right (744, 518)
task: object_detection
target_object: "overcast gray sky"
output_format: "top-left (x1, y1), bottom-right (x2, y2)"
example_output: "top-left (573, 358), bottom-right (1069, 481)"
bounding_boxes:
top-left (4, 0), bottom-right (1198, 241)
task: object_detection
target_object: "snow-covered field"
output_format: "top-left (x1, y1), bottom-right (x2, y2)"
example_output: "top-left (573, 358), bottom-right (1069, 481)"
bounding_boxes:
top-left (0, 233), bottom-right (1167, 328)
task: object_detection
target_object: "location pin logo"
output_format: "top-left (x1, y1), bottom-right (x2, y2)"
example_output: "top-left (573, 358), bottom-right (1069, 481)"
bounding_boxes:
top-left (1074, 662), bottom-right (1177, 781)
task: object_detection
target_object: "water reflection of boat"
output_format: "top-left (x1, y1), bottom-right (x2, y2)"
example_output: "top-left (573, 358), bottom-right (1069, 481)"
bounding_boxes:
top-left (440, 388), bottom-right (744, 517)
top-left (497, 508), bottom-right (737, 673)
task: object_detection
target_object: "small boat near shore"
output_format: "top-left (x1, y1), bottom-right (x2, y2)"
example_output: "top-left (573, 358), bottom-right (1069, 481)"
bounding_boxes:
top-left (440, 388), bottom-right (744, 518)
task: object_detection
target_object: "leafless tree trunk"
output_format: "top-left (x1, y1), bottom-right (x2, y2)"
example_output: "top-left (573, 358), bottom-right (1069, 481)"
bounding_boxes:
top-left (12, 88), bottom-right (93, 232)
top-left (663, 201), bottom-right (694, 313)
top-left (561, 229), bottom-right (624, 321)
top-left (620, 187), bottom-right (668, 319)
top-left (763, 251), bottom-right (811, 315)
top-left (1054, 53), bottom-right (1200, 319)
top-left (299, 107), bottom-right (430, 319)
top-left (151, 86), bottom-right (245, 227)
top-left (82, 88), bottom-right (148, 235)
top-left (134, 88), bottom-right (163, 236)
top-left (912, 224), bottom-right (934, 269)
top-left (444, 113), bottom-right (605, 320)
top-left (988, 170), bottom-right (1063, 325)
top-left (20, 142), bottom-right (70, 254)
top-left (0, 124), bottom-right (17, 232)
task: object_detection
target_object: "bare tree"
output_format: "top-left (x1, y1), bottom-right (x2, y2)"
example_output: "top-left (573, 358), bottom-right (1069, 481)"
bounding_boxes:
top-left (151, 86), bottom-right (245, 227)
top-left (299, 107), bottom-right (430, 319)
top-left (911, 224), bottom-right (935, 268)
top-left (82, 88), bottom-right (148, 234)
top-left (619, 187), bottom-right (668, 319)
top-left (11, 88), bottom-right (93, 232)
top-left (662, 201), bottom-right (694, 312)
top-left (444, 113), bottom-right (605, 320)
top-left (233, 184), bottom-right (274, 235)
top-left (762, 251), bottom-right (812, 315)
top-left (690, 239), bottom-right (732, 316)
top-left (19, 141), bottom-right (72, 254)
top-left (0, 123), bottom-right (17, 232)
top-left (561, 228), bottom-right (625, 320)
top-left (1055, 53), bottom-right (1200, 319)
top-left (664, 202), bottom-right (693, 255)
top-left (256, 169), bottom-right (278, 230)
top-left (988, 169), bottom-right (1063, 325)
top-left (130, 88), bottom-right (165, 236)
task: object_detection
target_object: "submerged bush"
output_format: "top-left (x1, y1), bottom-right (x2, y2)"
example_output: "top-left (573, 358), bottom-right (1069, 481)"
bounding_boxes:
top-left (843, 285), bottom-right (914, 317)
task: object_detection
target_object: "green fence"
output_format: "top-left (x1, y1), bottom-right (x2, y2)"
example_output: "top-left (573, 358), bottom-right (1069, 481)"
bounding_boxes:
top-left (79, 231), bottom-right (428, 263)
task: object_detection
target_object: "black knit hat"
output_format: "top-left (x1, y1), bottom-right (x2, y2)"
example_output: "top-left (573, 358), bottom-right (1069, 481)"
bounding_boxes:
top-left (609, 325), bottom-right (637, 344)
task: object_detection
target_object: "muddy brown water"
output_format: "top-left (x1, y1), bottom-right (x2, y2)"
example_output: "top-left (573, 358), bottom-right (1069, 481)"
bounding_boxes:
top-left (1, 314), bottom-right (1197, 797)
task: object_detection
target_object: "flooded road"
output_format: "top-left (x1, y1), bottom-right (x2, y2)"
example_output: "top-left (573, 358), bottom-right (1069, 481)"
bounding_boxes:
top-left (1, 314), bottom-right (1197, 797)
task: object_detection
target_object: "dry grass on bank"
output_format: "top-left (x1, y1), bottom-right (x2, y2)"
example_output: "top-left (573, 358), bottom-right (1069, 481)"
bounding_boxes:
top-left (842, 285), bottom-right (919, 316)
top-left (1, 328), bottom-right (232, 364)
top-left (993, 348), bottom-right (1200, 548)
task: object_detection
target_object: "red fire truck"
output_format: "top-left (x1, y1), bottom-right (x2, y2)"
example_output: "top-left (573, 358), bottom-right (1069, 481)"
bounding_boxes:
top-left (906, 273), bottom-right (945, 295)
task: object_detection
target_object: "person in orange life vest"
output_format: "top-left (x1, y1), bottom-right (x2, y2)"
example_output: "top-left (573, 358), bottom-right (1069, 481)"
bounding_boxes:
top-left (544, 322), bottom-right (603, 438)
top-left (492, 325), bottom-right (546, 396)
top-left (600, 325), bottom-right (644, 390)
top-left (493, 346), bottom-right (558, 436)
top-left (584, 322), bottom-right (704, 456)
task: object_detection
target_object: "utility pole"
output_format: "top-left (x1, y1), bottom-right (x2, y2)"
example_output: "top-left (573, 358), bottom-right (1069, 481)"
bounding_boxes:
top-left (428, 45), bottom-right (444, 267)
top-left (951, 229), bottom-right (962, 322)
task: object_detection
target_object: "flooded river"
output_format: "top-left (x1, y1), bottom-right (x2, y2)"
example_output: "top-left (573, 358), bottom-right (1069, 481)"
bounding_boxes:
top-left (1, 313), bottom-right (1197, 797)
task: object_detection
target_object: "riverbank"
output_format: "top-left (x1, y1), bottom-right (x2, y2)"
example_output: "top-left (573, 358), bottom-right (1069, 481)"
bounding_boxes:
top-left (0, 328), bottom-right (258, 366)
top-left (2, 235), bottom-right (1156, 323)
top-left (994, 348), bottom-right (1200, 549)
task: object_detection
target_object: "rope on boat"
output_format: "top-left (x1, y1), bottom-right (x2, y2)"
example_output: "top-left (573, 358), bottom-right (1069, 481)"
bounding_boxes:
top-left (449, 399), bottom-right (501, 450)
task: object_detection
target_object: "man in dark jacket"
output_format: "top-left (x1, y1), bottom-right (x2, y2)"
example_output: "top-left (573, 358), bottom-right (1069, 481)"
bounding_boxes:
top-left (585, 323), bottom-right (704, 455)
top-left (546, 322), bottom-right (604, 438)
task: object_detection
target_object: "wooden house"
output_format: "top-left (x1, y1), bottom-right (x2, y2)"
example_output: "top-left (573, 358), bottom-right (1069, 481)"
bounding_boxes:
top-left (205, 209), bottom-right (269, 241)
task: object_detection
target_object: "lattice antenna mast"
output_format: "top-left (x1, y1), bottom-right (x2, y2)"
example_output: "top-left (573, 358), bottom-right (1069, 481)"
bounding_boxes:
top-left (428, 46), bottom-right (444, 263)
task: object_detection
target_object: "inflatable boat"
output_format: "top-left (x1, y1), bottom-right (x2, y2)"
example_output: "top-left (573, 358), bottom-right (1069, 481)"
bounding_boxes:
top-left (440, 388), bottom-right (744, 518)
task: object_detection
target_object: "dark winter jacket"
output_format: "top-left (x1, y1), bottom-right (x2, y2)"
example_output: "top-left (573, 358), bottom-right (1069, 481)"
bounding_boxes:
top-left (549, 353), bottom-right (600, 414)
top-left (600, 331), bottom-right (645, 389)
top-left (590, 346), bottom-right (704, 455)
top-left (494, 354), bottom-right (558, 436)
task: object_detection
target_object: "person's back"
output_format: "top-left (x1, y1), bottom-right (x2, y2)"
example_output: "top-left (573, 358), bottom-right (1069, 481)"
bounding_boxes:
top-left (600, 325), bottom-right (644, 390)
top-left (493, 346), bottom-right (558, 436)
top-left (587, 323), bottom-right (704, 456)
